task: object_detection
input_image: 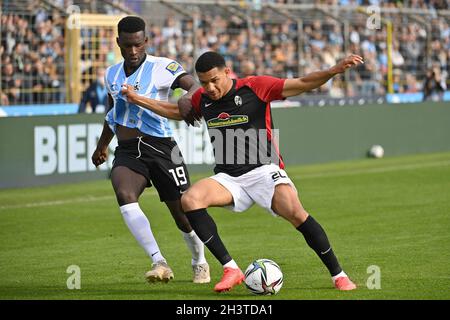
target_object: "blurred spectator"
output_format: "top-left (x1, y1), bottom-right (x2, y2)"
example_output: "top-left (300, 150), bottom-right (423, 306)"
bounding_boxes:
top-left (329, 76), bottom-right (345, 98)
top-left (22, 61), bottom-right (34, 104)
top-left (393, 69), bottom-right (403, 93)
top-left (392, 41), bottom-right (405, 68)
top-left (359, 52), bottom-right (379, 95)
top-left (423, 67), bottom-right (447, 101)
top-left (0, 92), bottom-right (9, 105)
top-left (78, 68), bottom-right (108, 114)
top-left (241, 60), bottom-right (256, 77)
top-left (405, 73), bottom-right (420, 93)
top-left (1, 63), bottom-right (15, 102)
top-left (225, 60), bottom-right (238, 79)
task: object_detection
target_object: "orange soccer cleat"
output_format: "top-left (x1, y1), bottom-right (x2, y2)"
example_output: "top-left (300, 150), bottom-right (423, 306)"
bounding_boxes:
top-left (334, 276), bottom-right (357, 291)
top-left (214, 267), bottom-right (245, 292)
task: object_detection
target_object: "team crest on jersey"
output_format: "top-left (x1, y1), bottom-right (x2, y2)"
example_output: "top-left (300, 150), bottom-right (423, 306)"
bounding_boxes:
top-left (207, 112), bottom-right (249, 128)
top-left (234, 95), bottom-right (243, 106)
top-left (110, 83), bottom-right (118, 92)
top-left (165, 62), bottom-right (182, 75)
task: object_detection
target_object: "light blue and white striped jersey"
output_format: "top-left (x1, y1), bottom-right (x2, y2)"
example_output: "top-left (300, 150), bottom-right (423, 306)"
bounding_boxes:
top-left (104, 55), bottom-right (185, 138)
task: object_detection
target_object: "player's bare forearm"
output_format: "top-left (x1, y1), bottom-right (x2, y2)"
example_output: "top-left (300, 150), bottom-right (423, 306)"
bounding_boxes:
top-left (282, 54), bottom-right (364, 97)
top-left (97, 121), bottom-right (114, 148)
top-left (178, 74), bottom-right (201, 97)
top-left (133, 94), bottom-right (182, 121)
top-left (92, 121), bottom-right (113, 167)
top-left (121, 84), bottom-right (182, 120)
top-left (283, 70), bottom-right (335, 97)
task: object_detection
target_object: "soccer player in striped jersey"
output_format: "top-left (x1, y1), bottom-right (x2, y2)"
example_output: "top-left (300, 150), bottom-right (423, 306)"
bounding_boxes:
top-left (91, 16), bottom-right (210, 285)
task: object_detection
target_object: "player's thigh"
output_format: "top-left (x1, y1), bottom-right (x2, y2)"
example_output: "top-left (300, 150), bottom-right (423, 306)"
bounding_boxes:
top-left (111, 166), bottom-right (148, 204)
top-left (181, 178), bottom-right (234, 211)
top-left (271, 184), bottom-right (308, 227)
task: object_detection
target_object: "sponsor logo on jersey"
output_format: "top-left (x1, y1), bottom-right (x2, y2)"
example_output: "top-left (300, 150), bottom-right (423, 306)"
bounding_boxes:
top-left (133, 81), bottom-right (140, 91)
top-left (165, 62), bottom-right (183, 75)
top-left (207, 112), bottom-right (249, 128)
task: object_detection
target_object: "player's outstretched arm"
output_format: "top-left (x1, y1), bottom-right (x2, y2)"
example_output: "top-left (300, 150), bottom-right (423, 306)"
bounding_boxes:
top-left (121, 84), bottom-right (182, 120)
top-left (282, 54), bottom-right (364, 97)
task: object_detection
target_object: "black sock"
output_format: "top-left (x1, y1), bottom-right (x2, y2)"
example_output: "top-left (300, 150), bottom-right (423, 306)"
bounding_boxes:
top-left (297, 215), bottom-right (342, 276)
top-left (184, 208), bottom-right (232, 265)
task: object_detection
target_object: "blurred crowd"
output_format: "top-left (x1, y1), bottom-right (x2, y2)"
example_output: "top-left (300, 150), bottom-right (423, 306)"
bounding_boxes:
top-left (148, 1), bottom-right (449, 98)
top-left (0, 0), bottom-right (127, 106)
top-left (1, 6), bottom-right (66, 105)
top-left (1, 0), bottom-right (449, 106)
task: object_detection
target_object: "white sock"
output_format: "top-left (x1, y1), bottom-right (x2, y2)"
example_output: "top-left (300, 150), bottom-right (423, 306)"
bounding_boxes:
top-left (120, 203), bottom-right (165, 264)
top-left (182, 231), bottom-right (207, 265)
top-left (332, 270), bottom-right (348, 283)
top-left (223, 259), bottom-right (239, 270)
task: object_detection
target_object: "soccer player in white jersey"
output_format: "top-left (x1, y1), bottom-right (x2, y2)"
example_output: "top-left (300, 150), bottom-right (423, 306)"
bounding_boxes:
top-left (91, 16), bottom-right (210, 284)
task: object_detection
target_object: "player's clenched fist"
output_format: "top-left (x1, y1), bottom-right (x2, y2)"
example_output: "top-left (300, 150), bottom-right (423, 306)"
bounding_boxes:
top-left (121, 84), bottom-right (139, 104)
top-left (178, 95), bottom-right (200, 126)
top-left (330, 54), bottom-right (364, 74)
top-left (91, 147), bottom-right (108, 167)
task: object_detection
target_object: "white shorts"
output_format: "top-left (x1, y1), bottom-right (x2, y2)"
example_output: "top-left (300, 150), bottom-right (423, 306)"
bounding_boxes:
top-left (210, 164), bottom-right (297, 216)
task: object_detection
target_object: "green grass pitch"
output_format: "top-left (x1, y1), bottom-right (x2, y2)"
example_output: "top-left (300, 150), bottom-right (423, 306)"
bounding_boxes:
top-left (0, 152), bottom-right (449, 300)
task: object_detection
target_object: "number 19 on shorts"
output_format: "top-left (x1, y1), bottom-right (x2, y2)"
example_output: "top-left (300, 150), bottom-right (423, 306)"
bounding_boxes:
top-left (169, 167), bottom-right (188, 186)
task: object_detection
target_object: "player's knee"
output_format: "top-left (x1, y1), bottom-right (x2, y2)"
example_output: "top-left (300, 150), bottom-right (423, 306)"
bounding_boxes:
top-left (292, 208), bottom-right (309, 226)
top-left (115, 189), bottom-right (139, 206)
top-left (181, 190), bottom-right (204, 212)
top-left (284, 206), bottom-right (308, 227)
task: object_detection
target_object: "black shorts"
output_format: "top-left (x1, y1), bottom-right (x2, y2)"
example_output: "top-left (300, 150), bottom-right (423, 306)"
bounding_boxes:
top-left (112, 135), bottom-right (190, 202)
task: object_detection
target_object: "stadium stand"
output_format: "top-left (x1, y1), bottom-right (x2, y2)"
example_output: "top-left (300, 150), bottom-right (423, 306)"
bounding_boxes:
top-left (143, 0), bottom-right (449, 99)
top-left (1, 0), bottom-right (449, 107)
top-left (1, 0), bottom-right (66, 105)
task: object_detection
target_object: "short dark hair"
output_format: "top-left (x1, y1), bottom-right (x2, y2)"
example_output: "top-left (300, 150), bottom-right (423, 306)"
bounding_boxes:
top-left (195, 51), bottom-right (226, 73)
top-left (118, 16), bottom-right (146, 34)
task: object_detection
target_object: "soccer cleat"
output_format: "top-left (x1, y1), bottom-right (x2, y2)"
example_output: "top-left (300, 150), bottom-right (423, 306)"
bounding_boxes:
top-left (334, 276), bottom-right (357, 291)
top-left (145, 260), bottom-right (174, 283)
top-left (193, 263), bottom-right (211, 284)
top-left (214, 267), bottom-right (245, 292)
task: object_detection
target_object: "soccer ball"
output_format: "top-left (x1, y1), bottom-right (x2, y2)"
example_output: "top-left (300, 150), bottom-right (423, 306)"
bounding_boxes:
top-left (369, 144), bottom-right (384, 158)
top-left (244, 259), bottom-right (283, 295)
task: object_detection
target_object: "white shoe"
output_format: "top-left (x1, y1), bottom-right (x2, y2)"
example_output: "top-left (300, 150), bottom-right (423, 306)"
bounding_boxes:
top-left (192, 263), bottom-right (211, 284)
top-left (145, 260), bottom-right (174, 283)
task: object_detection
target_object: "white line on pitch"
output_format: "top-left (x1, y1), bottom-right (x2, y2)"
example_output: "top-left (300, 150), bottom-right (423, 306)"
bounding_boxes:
top-left (0, 192), bottom-right (157, 211)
